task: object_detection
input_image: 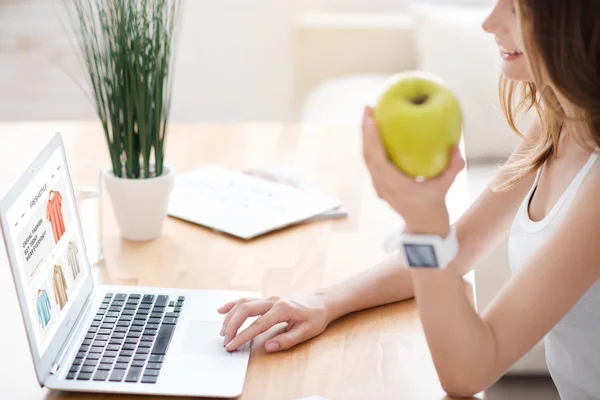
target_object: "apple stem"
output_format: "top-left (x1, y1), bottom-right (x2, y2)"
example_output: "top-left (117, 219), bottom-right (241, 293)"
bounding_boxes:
top-left (411, 95), bottom-right (429, 105)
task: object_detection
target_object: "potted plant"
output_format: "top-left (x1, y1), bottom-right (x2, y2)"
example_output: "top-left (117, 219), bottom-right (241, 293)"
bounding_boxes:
top-left (67, 0), bottom-right (181, 241)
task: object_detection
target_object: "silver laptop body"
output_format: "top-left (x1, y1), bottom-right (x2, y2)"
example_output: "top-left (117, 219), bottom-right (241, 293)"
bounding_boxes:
top-left (0, 133), bottom-right (258, 397)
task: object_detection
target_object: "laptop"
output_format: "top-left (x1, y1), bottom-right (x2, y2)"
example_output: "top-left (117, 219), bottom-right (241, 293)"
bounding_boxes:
top-left (0, 133), bottom-right (260, 397)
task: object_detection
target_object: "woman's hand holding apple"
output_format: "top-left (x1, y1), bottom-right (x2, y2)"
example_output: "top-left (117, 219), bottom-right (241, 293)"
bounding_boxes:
top-left (362, 106), bottom-right (465, 236)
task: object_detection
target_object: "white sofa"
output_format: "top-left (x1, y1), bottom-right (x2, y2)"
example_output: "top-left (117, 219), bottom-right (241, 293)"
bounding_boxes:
top-left (293, 5), bottom-right (547, 376)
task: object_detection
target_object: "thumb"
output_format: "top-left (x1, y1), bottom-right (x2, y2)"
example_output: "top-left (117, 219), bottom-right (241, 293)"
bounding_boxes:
top-left (436, 146), bottom-right (465, 186)
top-left (449, 146), bottom-right (465, 172)
top-left (264, 323), bottom-right (313, 353)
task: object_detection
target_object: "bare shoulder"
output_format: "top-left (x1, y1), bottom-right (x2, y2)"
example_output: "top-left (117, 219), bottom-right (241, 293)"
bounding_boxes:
top-left (513, 115), bottom-right (543, 156)
top-left (490, 116), bottom-right (542, 194)
top-left (525, 115), bottom-right (543, 139)
top-left (576, 149), bottom-right (600, 205)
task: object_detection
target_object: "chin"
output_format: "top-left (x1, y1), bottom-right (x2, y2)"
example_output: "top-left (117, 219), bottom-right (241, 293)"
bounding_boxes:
top-left (500, 60), bottom-right (533, 82)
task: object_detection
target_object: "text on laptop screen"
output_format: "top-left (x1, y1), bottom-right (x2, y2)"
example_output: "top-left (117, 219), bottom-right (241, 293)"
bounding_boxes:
top-left (6, 147), bottom-right (88, 356)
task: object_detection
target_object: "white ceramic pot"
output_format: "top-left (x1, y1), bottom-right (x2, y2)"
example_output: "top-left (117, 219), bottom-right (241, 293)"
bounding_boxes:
top-left (103, 166), bottom-right (174, 242)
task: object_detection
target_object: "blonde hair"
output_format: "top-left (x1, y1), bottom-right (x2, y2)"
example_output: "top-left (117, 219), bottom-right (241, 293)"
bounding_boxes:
top-left (493, 0), bottom-right (600, 192)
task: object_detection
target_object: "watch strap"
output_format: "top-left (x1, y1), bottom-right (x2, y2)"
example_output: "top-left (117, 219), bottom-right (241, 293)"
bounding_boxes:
top-left (396, 225), bottom-right (458, 269)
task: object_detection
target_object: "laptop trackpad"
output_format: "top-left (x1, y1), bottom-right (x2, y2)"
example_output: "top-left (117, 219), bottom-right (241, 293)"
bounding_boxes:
top-left (164, 320), bottom-right (249, 396)
top-left (180, 320), bottom-right (230, 356)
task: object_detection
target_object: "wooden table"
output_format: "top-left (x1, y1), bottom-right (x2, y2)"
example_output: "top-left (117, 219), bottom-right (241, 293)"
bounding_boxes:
top-left (0, 122), bottom-right (475, 400)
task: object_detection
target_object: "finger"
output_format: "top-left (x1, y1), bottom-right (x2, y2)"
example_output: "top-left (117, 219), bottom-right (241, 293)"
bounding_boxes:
top-left (223, 300), bottom-right (273, 345)
top-left (361, 111), bottom-right (419, 198)
top-left (362, 105), bottom-right (375, 124)
top-left (264, 323), bottom-right (313, 353)
top-left (362, 107), bottom-right (373, 158)
top-left (434, 146), bottom-right (465, 186)
top-left (362, 114), bottom-right (393, 172)
top-left (362, 114), bottom-right (413, 182)
top-left (371, 178), bottom-right (388, 200)
top-left (362, 113), bottom-right (382, 160)
top-left (225, 308), bottom-right (287, 351)
top-left (220, 297), bottom-right (260, 336)
top-left (447, 146), bottom-right (465, 174)
top-left (217, 300), bottom-right (237, 314)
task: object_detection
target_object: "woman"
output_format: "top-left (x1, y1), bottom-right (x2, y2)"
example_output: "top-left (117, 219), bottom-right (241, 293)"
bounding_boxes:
top-left (218, 0), bottom-right (600, 397)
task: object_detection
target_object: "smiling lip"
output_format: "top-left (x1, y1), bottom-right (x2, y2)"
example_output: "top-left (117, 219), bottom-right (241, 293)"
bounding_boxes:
top-left (499, 46), bottom-right (523, 61)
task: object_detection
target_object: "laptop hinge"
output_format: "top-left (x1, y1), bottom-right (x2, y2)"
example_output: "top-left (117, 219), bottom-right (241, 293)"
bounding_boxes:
top-left (49, 292), bottom-right (96, 375)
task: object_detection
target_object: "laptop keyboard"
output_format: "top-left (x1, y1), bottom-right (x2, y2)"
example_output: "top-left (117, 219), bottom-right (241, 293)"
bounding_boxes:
top-left (65, 293), bottom-right (184, 384)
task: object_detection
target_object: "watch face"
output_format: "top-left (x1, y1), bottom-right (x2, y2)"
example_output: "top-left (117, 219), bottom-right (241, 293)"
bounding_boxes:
top-left (404, 244), bottom-right (439, 268)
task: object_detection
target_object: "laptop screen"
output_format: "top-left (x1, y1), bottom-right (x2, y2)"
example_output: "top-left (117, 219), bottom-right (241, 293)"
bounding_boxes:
top-left (5, 146), bottom-right (89, 357)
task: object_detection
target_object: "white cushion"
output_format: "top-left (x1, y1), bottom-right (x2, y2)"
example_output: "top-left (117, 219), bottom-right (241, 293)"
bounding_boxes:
top-left (298, 74), bottom-right (393, 124)
top-left (411, 4), bottom-right (521, 161)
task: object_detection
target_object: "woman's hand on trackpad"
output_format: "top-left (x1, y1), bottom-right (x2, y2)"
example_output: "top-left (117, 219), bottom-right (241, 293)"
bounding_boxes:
top-left (217, 294), bottom-right (331, 353)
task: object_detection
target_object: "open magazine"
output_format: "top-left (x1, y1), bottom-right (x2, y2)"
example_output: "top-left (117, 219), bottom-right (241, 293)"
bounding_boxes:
top-left (167, 165), bottom-right (347, 240)
top-left (242, 166), bottom-right (348, 222)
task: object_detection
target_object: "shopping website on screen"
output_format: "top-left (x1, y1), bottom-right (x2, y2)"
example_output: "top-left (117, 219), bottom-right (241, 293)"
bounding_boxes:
top-left (7, 148), bottom-right (88, 355)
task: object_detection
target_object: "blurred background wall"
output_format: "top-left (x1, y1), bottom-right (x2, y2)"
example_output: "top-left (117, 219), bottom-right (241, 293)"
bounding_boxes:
top-left (0, 0), bottom-right (411, 122)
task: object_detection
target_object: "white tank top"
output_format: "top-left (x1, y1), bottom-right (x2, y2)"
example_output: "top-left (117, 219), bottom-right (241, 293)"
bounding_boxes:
top-left (509, 150), bottom-right (600, 399)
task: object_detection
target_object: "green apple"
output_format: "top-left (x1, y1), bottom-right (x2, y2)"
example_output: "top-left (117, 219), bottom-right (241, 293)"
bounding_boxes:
top-left (373, 71), bottom-right (463, 179)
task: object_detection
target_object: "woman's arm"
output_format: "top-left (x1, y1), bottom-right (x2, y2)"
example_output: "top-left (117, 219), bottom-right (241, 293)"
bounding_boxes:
top-left (221, 115), bottom-right (539, 353)
top-left (323, 119), bottom-right (540, 321)
top-left (409, 160), bottom-right (600, 398)
top-left (321, 181), bottom-right (529, 320)
top-left (221, 171), bottom-right (531, 353)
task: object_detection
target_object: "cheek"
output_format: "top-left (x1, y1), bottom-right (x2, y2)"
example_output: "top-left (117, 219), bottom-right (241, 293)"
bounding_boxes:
top-left (515, 36), bottom-right (525, 52)
top-left (512, 13), bottom-right (526, 51)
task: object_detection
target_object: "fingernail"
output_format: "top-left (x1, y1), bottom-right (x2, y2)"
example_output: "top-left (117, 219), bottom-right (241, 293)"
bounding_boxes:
top-left (224, 335), bottom-right (231, 345)
top-left (225, 341), bottom-right (234, 351)
top-left (220, 325), bottom-right (225, 336)
top-left (265, 342), bottom-right (280, 352)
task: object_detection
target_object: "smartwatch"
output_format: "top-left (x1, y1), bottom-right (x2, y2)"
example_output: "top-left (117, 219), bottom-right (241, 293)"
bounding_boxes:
top-left (388, 225), bottom-right (459, 269)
